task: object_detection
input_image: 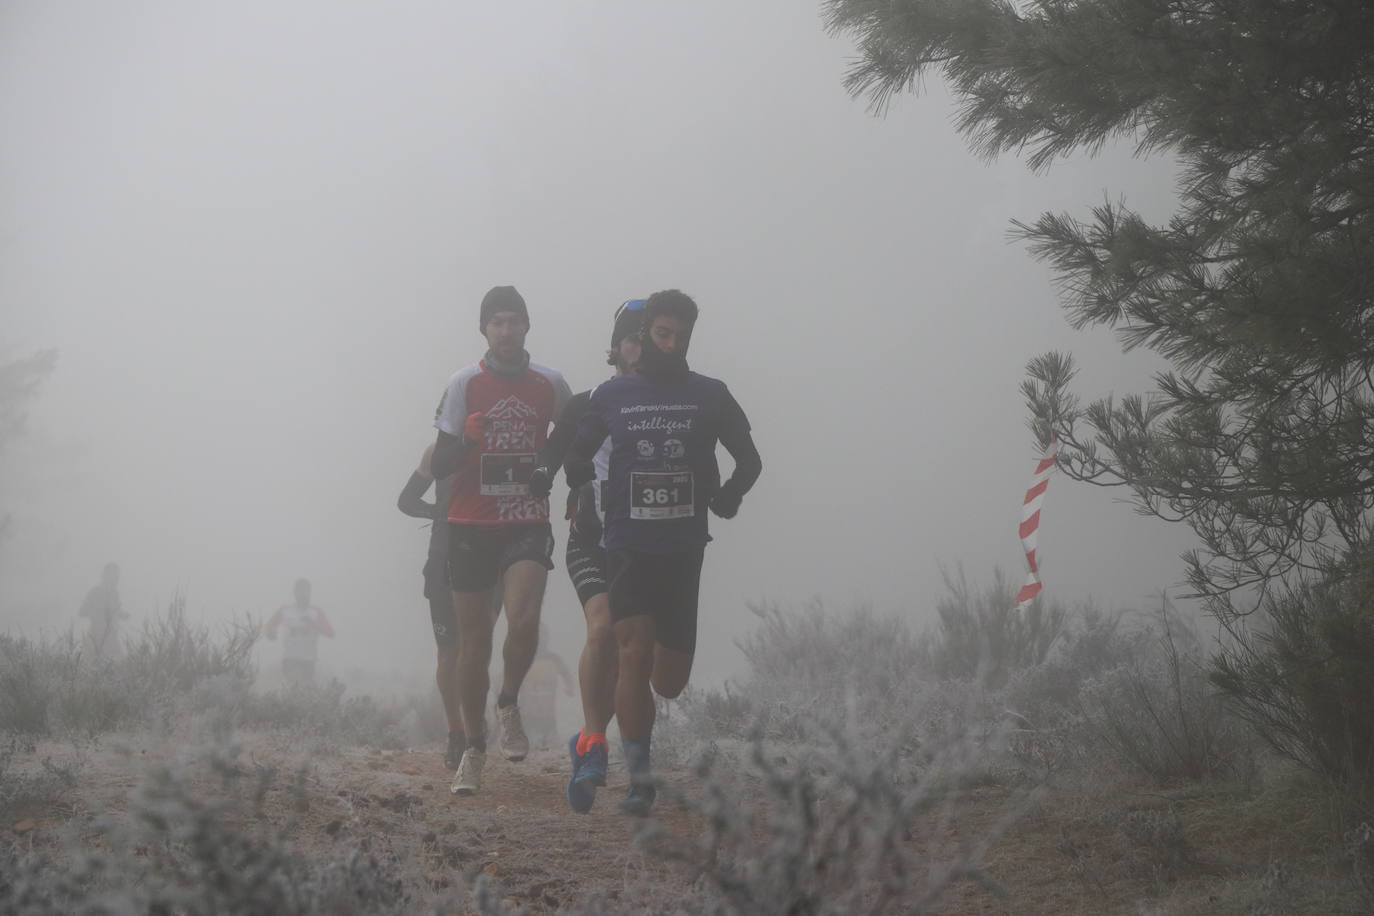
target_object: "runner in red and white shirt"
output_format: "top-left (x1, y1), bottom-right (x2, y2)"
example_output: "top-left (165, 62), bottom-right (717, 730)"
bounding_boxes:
top-left (430, 285), bottom-right (572, 796)
top-left (263, 578), bottom-right (334, 685)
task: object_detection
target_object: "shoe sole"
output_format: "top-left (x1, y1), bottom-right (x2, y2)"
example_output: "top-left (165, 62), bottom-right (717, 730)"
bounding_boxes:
top-left (451, 786), bottom-right (477, 796)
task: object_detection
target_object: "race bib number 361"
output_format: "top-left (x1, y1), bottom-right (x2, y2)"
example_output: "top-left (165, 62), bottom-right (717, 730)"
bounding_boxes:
top-left (480, 453), bottom-right (536, 496)
top-left (630, 471), bottom-right (694, 520)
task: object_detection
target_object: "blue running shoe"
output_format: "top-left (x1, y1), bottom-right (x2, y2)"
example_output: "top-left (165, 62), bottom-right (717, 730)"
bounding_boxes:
top-left (581, 741), bottom-right (608, 787)
top-left (566, 734), bottom-right (596, 814)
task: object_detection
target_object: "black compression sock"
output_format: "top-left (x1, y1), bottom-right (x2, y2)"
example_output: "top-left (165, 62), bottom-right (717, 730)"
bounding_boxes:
top-left (496, 693), bottom-right (517, 709)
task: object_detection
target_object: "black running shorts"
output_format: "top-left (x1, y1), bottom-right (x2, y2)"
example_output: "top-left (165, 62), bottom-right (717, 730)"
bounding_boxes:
top-left (565, 534), bottom-right (608, 607)
top-left (447, 523), bottom-right (555, 593)
top-left (606, 547), bottom-right (705, 655)
top-left (422, 555), bottom-right (458, 648)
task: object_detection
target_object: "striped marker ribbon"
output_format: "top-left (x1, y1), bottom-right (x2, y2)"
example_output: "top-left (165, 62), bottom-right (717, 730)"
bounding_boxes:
top-left (1015, 439), bottom-right (1059, 610)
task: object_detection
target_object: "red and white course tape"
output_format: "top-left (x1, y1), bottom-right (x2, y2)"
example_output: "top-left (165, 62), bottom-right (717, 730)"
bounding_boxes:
top-left (1015, 440), bottom-right (1059, 610)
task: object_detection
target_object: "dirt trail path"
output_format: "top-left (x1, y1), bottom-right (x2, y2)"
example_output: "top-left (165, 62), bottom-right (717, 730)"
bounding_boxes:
top-left (272, 740), bottom-right (701, 912)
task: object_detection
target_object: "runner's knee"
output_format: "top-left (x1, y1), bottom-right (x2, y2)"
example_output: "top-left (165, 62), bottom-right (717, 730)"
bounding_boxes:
top-left (651, 675), bottom-right (687, 699)
top-left (436, 645), bottom-right (460, 673)
top-left (586, 610), bottom-right (615, 649)
top-left (618, 638), bottom-right (654, 676)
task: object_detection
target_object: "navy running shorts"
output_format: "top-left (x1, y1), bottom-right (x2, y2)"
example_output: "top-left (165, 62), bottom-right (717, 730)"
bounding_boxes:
top-left (422, 554), bottom-right (458, 648)
top-left (447, 523), bottom-right (555, 593)
top-left (606, 547), bottom-right (705, 655)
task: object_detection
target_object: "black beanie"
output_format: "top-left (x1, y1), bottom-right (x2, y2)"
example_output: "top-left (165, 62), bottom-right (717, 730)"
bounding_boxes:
top-left (479, 286), bottom-right (529, 333)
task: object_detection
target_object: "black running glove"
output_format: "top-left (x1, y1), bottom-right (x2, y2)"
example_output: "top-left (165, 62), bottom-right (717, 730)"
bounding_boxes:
top-left (527, 465), bottom-right (554, 500)
top-left (710, 480), bottom-right (744, 519)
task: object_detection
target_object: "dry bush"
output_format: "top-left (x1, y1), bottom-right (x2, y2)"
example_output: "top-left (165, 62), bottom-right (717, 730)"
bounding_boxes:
top-left (919, 567), bottom-right (1067, 688)
top-left (638, 721), bottom-right (1017, 916)
top-left (1074, 599), bottom-right (1251, 785)
top-left (227, 679), bottom-right (443, 750)
top-left (0, 738), bottom-right (461, 915)
top-left (1212, 546), bottom-right (1374, 820)
top-left (0, 734), bottom-right (78, 824)
top-left (0, 592), bottom-right (256, 737)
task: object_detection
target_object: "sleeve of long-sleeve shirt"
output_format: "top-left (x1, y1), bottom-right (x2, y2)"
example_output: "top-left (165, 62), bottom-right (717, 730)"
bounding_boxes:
top-left (534, 390), bottom-right (590, 473)
top-left (397, 471), bottom-right (435, 519)
top-left (718, 387), bottom-right (762, 495)
top-left (565, 391), bottom-right (610, 490)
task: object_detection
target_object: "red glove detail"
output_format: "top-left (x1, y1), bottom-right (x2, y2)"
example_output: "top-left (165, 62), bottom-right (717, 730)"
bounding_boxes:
top-left (463, 412), bottom-right (487, 443)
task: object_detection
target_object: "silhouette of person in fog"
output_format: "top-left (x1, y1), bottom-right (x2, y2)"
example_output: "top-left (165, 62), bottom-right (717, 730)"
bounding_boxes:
top-left (79, 561), bottom-right (127, 658)
top-left (519, 623), bottom-right (574, 750)
top-left (264, 578), bottom-right (334, 684)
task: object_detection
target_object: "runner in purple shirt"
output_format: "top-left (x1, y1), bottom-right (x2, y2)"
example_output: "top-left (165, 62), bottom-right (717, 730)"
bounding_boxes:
top-left (565, 289), bottom-right (762, 816)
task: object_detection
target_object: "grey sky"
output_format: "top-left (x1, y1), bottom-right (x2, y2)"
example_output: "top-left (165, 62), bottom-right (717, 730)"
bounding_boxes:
top-left (2, 1), bottom-right (1189, 686)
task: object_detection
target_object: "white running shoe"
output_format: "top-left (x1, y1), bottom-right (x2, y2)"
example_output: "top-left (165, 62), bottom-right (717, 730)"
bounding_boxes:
top-left (450, 748), bottom-right (485, 795)
top-left (497, 704), bottom-right (529, 761)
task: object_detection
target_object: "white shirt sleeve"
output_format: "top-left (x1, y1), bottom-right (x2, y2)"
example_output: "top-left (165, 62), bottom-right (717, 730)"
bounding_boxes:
top-left (433, 368), bottom-right (474, 437)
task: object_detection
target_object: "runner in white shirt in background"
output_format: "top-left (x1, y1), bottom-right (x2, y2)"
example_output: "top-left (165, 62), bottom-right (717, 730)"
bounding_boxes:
top-left (264, 578), bottom-right (335, 684)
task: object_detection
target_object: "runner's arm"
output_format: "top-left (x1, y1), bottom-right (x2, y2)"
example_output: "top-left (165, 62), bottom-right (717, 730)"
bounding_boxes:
top-left (397, 472), bottom-right (435, 519)
top-left (313, 609), bottom-right (335, 638)
top-left (564, 403), bottom-right (610, 490)
top-left (712, 390), bottom-right (761, 518)
top-left (264, 608), bottom-right (283, 639)
top-left (533, 390), bottom-right (590, 476)
top-left (429, 430), bottom-right (475, 480)
top-left (718, 388), bottom-right (762, 496)
top-left (431, 375), bottom-right (475, 480)
top-left (718, 426), bottom-right (762, 496)
top-left (398, 444), bottom-right (436, 518)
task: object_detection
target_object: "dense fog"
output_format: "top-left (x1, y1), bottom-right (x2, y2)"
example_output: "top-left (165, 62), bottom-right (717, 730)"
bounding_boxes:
top-left (2, 0), bottom-right (1191, 689)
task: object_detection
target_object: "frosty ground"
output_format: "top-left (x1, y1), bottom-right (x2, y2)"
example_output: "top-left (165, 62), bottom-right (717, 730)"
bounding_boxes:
top-left (2, 589), bottom-right (1371, 914)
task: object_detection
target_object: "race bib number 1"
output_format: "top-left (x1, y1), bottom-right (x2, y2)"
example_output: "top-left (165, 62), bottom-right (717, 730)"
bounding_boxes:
top-left (480, 453), bottom-right (536, 496)
top-left (630, 471), bottom-right (694, 520)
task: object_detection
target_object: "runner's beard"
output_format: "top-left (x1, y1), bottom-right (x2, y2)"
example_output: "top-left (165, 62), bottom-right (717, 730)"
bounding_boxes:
top-left (638, 341), bottom-right (689, 379)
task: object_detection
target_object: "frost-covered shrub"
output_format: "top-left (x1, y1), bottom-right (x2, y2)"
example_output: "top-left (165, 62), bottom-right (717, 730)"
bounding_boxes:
top-left (0, 740), bottom-right (457, 915)
top-left (918, 567), bottom-right (1067, 688)
top-left (673, 601), bottom-right (928, 753)
top-left (640, 720), bottom-right (1017, 916)
top-left (1212, 547), bottom-right (1374, 816)
top-left (1075, 602), bottom-right (1250, 785)
top-left (0, 594), bottom-right (256, 737)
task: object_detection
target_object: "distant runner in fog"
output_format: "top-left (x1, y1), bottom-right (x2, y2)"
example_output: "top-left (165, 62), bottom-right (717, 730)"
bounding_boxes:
top-left (263, 578), bottom-right (334, 685)
top-left (528, 298), bottom-right (645, 812)
top-left (520, 623), bottom-right (575, 751)
top-left (79, 561), bottom-right (127, 658)
top-left (566, 290), bottom-right (763, 816)
top-left (430, 285), bottom-right (572, 797)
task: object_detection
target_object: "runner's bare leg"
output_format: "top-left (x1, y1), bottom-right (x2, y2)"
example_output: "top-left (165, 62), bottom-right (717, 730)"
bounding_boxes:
top-left (454, 589), bottom-right (497, 741)
top-left (498, 559), bottom-right (548, 698)
top-left (615, 616), bottom-right (657, 740)
top-left (579, 592), bottom-right (618, 733)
